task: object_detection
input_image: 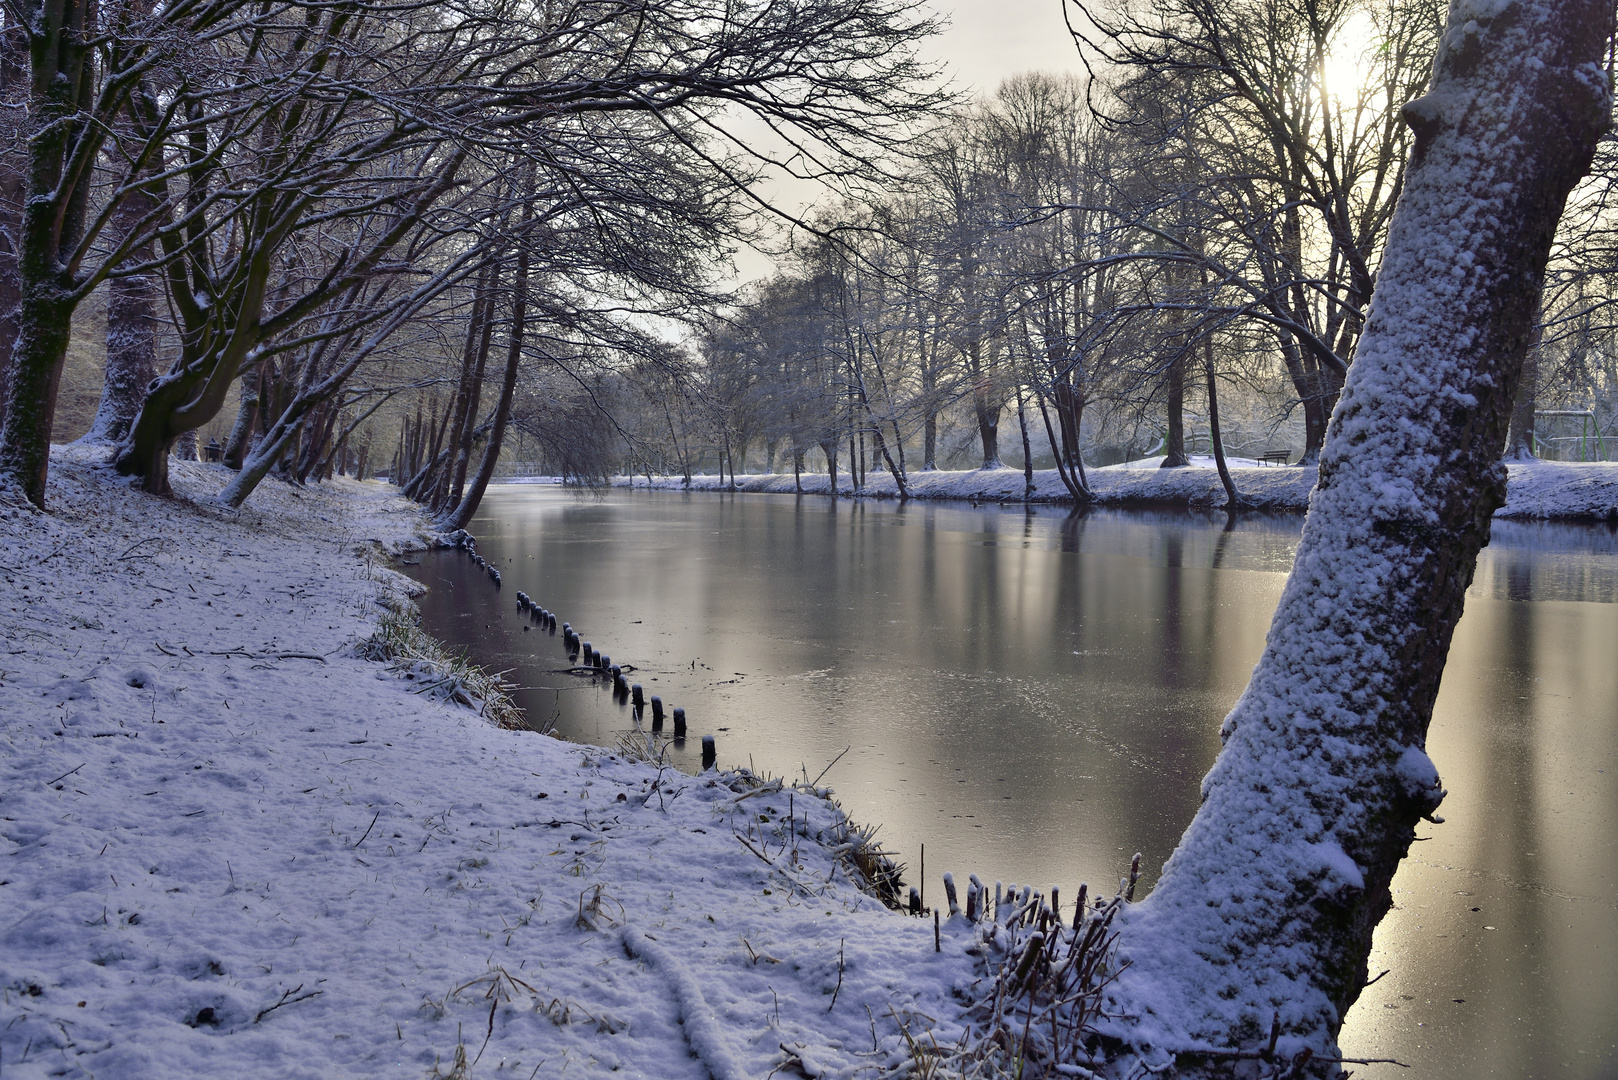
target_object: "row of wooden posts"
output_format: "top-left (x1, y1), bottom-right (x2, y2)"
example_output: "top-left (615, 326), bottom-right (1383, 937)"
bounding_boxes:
top-left (454, 539), bottom-right (716, 770)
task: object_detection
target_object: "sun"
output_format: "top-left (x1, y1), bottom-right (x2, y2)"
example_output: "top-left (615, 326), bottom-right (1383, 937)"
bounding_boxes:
top-left (1319, 8), bottom-right (1383, 105)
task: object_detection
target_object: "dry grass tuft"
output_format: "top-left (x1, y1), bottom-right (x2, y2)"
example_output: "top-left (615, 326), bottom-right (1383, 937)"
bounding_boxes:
top-left (907, 865), bottom-right (1136, 1079)
top-left (355, 607), bottom-right (526, 730)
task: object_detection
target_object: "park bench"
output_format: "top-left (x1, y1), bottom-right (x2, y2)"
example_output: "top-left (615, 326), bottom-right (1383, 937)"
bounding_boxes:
top-left (1258, 449), bottom-right (1293, 466)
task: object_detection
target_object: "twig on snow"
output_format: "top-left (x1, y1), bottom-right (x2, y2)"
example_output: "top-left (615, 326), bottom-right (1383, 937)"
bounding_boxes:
top-left (254, 984), bottom-right (323, 1023)
top-left (117, 537), bottom-right (166, 560)
top-left (46, 763), bottom-right (86, 787)
top-left (828, 939), bottom-right (845, 1013)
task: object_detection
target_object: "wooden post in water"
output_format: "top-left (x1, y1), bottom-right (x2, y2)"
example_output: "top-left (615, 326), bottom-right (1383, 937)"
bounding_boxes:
top-left (650, 696), bottom-right (664, 729)
top-left (631, 684), bottom-right (644, 709)
top-left (701, 734), bottom-right (715, 770)
top-left (672, 707), bottom-right (686, 737)
top-left (908, 886), bottom-right (922, 916)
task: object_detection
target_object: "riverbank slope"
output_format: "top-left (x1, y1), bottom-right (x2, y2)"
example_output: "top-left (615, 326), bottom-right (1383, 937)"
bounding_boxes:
top-left (614, 458), bottom-right (1618, 519)
top-left (0, 446), bottom-right (969, 1079)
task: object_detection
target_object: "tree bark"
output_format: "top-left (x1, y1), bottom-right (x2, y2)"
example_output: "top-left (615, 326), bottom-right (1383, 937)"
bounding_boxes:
top-left (450, 274), bottom-right (499, 505)
top-left (432, 263), bottom-right (495, 512)
top-left (1160, 350), bottom-right (1188, 467)
top-left (221, 364), bottom-right (261, 470)
top-left (1204, 338), bottom-right (1238, 513)
top-left (0, 0), bottom-right (99, 505)
top-left (0, 19), bottom-right (25, 434)
top-left (441, 215), bottom-right (530, 532)
top-left (1505, 321), bottom-right (1543, 459)
top-left (1103, 3), bottom-right (1611, 1074)
top-left (84, 176), bottom-right (158, 444)
top-left (973, 393), bottom-right (1001, 469)
top-left (1017, 383), bottom-right (1035, 501)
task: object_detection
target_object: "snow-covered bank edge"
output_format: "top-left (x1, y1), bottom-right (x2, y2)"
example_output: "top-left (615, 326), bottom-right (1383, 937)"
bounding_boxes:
top-left (1, 445), bottom-right (1011, 1080)
top-left (607, 459), bottom-right (1618, 520)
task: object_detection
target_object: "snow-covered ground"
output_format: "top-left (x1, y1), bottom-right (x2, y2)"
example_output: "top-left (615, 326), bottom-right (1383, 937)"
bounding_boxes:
top-left (613, 459), bottom-right (1618, 518)
top-left (0, 446), bottom-right (992, 1080)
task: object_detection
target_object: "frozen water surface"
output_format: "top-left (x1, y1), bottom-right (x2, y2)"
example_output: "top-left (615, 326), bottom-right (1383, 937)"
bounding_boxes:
top-left (404, 486), bottom-right (1618, 1080)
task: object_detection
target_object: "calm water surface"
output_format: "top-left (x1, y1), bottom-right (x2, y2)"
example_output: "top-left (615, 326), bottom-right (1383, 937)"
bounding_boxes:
top-left (403, 486), bottom-right (1618, 1080)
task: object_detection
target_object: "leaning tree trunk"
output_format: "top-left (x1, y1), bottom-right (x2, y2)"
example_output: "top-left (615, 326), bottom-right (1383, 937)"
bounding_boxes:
top-left (1101, 3), bottom-right (1610, 1076)
top-left (1203, 337), bottom-right (1238, 513)
top-left (220, 363), bottom-right (261, 469)
top-left (440, 218), bottom-right (530, 533)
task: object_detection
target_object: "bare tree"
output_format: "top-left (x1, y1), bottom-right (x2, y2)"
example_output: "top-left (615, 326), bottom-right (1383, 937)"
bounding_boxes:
top-left (1073, 0), bottom-right (1443, 463)
top-left (1098, 2), bottom-right (1612, 1075)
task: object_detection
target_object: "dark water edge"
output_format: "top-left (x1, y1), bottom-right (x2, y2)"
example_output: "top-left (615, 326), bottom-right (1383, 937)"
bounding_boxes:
top-left (401, 486), bottom-right (1618, 1080)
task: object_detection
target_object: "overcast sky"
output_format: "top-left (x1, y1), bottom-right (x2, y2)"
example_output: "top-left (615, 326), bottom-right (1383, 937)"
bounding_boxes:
top-left (924, 0), bottom-right (1087, 97)
top-left (722, 0), bottom-right (1088, 283)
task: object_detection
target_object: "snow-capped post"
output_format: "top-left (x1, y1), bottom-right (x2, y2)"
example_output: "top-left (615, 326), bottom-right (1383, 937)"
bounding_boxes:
top-left (942, 872), bottom-right (959, 917)
top-left (631, 684), bottom-right (645, 711)
top-left (908, 886), bottom-right (922, 915)
top-left (1100, 0), bottom-right (1613, 1071)
top-left (650, 697), bottom-right (665, 729)
top-left (673, 707), bottom-right (687, 737)
top-left (701, 735), bottom-right (716, 770)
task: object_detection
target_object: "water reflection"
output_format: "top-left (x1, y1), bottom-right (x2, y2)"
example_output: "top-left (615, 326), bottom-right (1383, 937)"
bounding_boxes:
top-left (403, 488), bottom-right (1618, 1080)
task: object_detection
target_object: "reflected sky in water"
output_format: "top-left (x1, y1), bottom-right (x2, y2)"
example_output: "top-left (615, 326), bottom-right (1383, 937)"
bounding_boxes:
top-left (403, 486), bottom-right (1618, 1080)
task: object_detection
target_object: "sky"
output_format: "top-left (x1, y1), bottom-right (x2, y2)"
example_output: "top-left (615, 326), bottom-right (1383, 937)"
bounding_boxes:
top-left (725, 0), bottom-right (1090, 284)
top-left (923, 0), bottom-right (1089, 98)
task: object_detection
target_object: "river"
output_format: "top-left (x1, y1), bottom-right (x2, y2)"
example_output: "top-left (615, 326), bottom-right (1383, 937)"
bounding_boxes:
top-left (402, 484), bottom-right (1618, 1079)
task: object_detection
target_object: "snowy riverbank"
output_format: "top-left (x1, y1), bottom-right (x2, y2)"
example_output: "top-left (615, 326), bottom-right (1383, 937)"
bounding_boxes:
top-left (0, 446), bottom-right (986, 1079)
top-left (611, 458), bottom-right (1618, 519)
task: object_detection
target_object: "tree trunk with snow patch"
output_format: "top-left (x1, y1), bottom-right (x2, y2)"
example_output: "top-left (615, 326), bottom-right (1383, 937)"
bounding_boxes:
top-left (1101, 1), bottom-right (1611, 1075)
top-left (84, 180), bottom-right (159, 445)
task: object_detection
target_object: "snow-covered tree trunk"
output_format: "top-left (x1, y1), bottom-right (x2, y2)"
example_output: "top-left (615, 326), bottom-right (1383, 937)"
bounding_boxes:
top-left (1102, 1), bottom-right (1611, 1074)
top-left (83, 181), bottom-right (159, 444)
top-left (0, 19), bottom-right (24, 435)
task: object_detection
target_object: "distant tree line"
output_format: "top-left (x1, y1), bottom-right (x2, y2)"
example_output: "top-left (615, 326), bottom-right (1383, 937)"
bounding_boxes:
top-left (2, 0), bottom-right (1615, 519)
top-left (611, 0), bottom-right (1617, 510)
